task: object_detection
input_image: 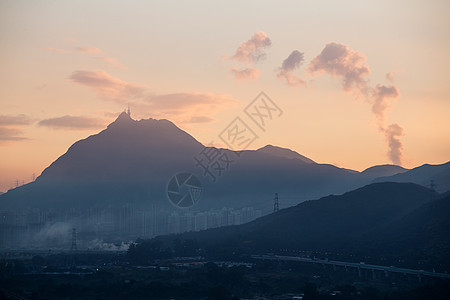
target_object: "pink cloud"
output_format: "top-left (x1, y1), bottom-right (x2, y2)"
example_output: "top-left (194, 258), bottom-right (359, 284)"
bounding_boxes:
top-left (276, 50), bottom-right (306, 87)
top-left (189, 116), bottom-right (214, 123)
top-left (0, 115), bottom-right (32, 144)
top-left (70, 70), bottom-right (237, 124)
top-left (0, 127), bottom-right (27, 143)
top-left (38, 115), bottom-right (106, 130)
top-left (0, 114), bottom-right (32, 126)
top-left (69, 70), bottom-right (145, 101)
top-left (386, 70), bottom-right (396, 83)
top-left (277, 72), bottom-right (306, 87)
top-left (231, 67), bottom-right (259, 81)
top-left (307, 42), bottom-right (405, 165)
top-left (95, 56), bottom-right (127, 70)
top-left (307, 42), bottom-right (370, 95)
top-left (43, 44), bottom-right (127, 69)
top-left (230, 31), bottom-right (272, 64)
top-left (371, 84), bottom-right (400, 124)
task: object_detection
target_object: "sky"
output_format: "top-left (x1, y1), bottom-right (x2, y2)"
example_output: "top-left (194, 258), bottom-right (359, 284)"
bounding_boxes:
top-left (0, 0), bottom-right (449, 192)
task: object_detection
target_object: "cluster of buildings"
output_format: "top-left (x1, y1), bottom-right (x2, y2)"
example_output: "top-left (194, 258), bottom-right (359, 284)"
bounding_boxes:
top-left (0, 204), bottom-right (265, 250)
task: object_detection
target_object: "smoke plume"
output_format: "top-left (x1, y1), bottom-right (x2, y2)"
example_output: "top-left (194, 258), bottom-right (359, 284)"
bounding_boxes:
top-left (385, 124), bottom-right (405, 165)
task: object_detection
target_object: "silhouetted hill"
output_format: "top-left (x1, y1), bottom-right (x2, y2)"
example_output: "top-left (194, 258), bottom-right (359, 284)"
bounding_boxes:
top-left (163, 182), bottom-right (435, 249)
top-left (0, 113), bottom-right (369, 211)
top-left (355, 193), bottom-right (450, 269)
top-left (374, 162), bottom-right (450, 193)
top-left (361, 164), bottom-right (408, 178)
top-left (0, 113), bottom-right (204, 210)
top-left (148, 182), bottom-right (450, 270)
top-left (0, 113), bottom-right (447, 216)
top-left (256, 144), bottom-right (316, 164)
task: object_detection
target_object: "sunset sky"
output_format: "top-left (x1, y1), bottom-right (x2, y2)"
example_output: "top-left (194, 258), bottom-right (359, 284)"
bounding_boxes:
top-left (1, 0), bottom-right (449, 192)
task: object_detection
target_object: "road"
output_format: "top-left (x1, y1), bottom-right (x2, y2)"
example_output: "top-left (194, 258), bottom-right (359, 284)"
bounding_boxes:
top-left (252, 254), bottom-right (450, 279)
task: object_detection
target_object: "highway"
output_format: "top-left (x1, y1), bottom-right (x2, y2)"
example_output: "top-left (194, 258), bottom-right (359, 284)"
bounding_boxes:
top-left (252, 254), bottom-right (450, 279)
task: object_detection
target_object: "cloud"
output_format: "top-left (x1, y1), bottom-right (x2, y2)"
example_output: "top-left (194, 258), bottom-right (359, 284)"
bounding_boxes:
top-left (231, 67), bottom-right (259, 80)
top-left (43, 44), bottom-right (126, 69)
top-left (0, 127), bottom-right (27, 142)
top-left (226, 31), bottom-right (271, 81)
top-left (0, 115), bottom-right (32, 144)
top-left (38, 115), bottom-right (106, 130)
top-left (144, 92), bottom-right (235, 111)
top-left (306, 42), bottom-right (405, 164)
top-left (70, 70), bottom-right (145, 101)
top-left (371, 84), bottom-right (400, 124)
top-left (189, 116), bottom-right (214, 123)
top-left (230, 31), bottom-right (272, 64)
top-left (70, 70), bottom-right (237, 124)
top-left (276, 50), bottom-right (306, 87)
top-left (0, 114), bottom-right (32, 126)
top-left (141, 92), bottom-right (237, 124)
top-left (385, 123), bottom-right (404, 165)
top-left (307, 42), bottom-right (370, 95)
top-left (95, 56), bottom-right (127, 70)
top-left (370, 84), bottom-right (403, 165)
top-left (75, 46), bottom-right (103, 54)
top-left (386, 70), bottom-right (396, 83)
top-left (279, 50), bottom-right (304, 72)
top-left (75, 46), bottom-right (126, 69)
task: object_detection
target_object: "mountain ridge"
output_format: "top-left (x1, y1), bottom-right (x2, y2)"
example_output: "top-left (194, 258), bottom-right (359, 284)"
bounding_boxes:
top-left (0, 113), bottom-right (446, 213)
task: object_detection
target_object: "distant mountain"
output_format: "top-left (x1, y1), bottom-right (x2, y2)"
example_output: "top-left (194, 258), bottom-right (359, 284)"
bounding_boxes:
top-left (374, 162), bottom-right (450, 193)
top-left (0, 112), bottom-right (204, 210)
top-left (0, 113), bottom-right (367, 211)
top-left (256, 145), bottom-right (315, 164)
top-left (164, 182), bottom-right (435, 249)
top-left (356, 193), bottom-right (450, 268)
top-left (0, 112), bottom-right (447, 217)
top-left (154, 182), bottom-right (449, 268)
top-left (361, 164), bottom-right (408, 178)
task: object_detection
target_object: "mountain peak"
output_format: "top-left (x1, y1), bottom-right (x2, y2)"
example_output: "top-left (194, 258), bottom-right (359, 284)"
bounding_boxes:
top-left (116, 111), bottom-right (133, 122)
top-left (257, 144), bottom-right (316, 164)
top-left (107, 111), bottom-right (135, 128)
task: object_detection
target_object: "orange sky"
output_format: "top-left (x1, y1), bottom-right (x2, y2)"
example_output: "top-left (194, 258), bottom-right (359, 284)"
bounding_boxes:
top-left (1, 0), bottom-right (450, 192)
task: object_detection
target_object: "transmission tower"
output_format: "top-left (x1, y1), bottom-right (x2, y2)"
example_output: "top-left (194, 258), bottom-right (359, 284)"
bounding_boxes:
top-left (71, 228), bottom-right (77, 251)
top-left (429, 180), bottom-right (437, 200)
top-left (429, 180), bottom-right (436, 191)
top-left (273, 193), bottom-right (279, 213)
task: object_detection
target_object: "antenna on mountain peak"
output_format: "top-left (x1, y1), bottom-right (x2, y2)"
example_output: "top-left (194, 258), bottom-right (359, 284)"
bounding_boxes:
top-left (127, 103), bottom-right (131, 117)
